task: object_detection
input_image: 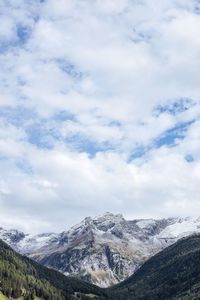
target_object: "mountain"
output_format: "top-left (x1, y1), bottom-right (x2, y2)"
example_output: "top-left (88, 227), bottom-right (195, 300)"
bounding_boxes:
top-left (1, 213), bottom-right (200, 287)
top-left (2, 226), bottom-right (200, 300)
top-left (0, 238), bottom-right (110, 299)
top-left (110, 233), bottom-right (200, 299)
top-left (0, 227), bottom-right (58, 254)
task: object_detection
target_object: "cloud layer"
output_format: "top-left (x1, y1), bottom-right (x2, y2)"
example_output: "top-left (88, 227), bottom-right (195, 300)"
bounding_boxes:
top-left (1, 0), bottom-right (200, 233)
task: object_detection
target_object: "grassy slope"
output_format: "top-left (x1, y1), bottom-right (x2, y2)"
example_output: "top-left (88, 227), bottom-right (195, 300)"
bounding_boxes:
top-left (0, 292), bottom-right (9, 300)
top-left (0, 293), bottom-right (42, 300)
top-left (109, 234), bottom-right (200, 300)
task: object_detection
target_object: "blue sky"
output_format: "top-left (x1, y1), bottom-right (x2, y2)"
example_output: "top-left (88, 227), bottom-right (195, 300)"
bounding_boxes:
top-left (0, 0), bottom-right (200, 233)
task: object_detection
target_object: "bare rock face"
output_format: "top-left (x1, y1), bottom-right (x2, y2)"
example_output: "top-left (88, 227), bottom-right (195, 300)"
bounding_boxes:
top-left (1, 214), bottom-right (200, 287)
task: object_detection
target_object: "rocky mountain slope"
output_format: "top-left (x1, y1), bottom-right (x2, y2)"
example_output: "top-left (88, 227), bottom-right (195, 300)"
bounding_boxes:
top-left (1, 213), bottom-right (200, 287)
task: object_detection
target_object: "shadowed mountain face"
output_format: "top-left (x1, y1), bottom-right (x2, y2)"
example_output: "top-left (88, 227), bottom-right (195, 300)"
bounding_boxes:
top-left (110, 234), bottom-right (200, 300)
top-left (1, 213), bottom-right (200, 287)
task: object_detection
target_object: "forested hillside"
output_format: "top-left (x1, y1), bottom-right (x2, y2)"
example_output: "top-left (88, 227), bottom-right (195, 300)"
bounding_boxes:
top-left (110, 234), bottom-right (200, 299)
top-left (0, 239), bottom-right (110, 299)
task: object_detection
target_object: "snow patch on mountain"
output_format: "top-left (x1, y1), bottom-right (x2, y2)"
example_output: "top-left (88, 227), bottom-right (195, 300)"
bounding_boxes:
top-left (136, 219), bottom-right (156, 229)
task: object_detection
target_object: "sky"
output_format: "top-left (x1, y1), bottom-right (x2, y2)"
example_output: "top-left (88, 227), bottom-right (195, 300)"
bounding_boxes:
top-left (1, 0), bottom-right (200, 233)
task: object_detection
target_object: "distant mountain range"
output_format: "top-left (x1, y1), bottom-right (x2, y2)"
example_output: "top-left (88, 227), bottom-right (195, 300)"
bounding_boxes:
top-left (1, 213), bottom-right (200, 287)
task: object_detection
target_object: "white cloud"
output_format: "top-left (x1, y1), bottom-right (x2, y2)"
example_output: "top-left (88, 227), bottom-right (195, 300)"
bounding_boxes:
top-left (0, 16), bottom-right (16, 42)
top-left (0, 0), bottom-right (200, 233)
